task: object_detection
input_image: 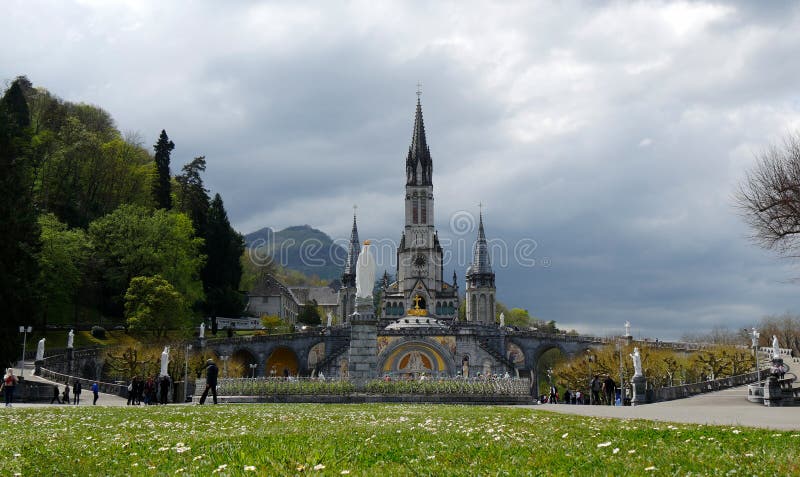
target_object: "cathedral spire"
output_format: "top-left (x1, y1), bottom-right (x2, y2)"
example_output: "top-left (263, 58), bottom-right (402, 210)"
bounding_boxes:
top-left (343, 209), bottom-right (361, 276)
top-left (406, 95), bottom-right (433, 186)
top-left (469, 211), bottom-right (492, 275)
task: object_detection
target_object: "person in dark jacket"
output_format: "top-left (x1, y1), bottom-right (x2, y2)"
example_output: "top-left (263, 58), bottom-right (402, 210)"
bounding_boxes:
top-left (51, 384), bottom-right (62, 404)
top-left (199, 359), bottom-right (219, 405)
top-left (63, 382), bottom-right (70, 404)
top-left (159, 376), bottom-right (170, 405)
top-left (91, 381), bottom-right (99, 405)
top-left (73, 379), bottom-right (82, 405)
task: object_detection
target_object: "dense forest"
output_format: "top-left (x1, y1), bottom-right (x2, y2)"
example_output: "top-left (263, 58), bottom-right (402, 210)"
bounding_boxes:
top-left (0, 76), bottom-right (245, 367)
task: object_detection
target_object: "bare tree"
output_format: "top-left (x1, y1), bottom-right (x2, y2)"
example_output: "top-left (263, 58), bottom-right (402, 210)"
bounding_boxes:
top-left (736, 134), bottom-right (800, 256)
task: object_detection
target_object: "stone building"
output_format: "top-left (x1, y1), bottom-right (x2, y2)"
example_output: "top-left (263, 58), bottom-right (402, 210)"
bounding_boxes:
top-left (245, 273), bottom-right (300, 323)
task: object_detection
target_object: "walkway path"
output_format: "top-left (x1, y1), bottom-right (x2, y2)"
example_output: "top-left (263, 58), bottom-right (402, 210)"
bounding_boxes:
top-left (529, 386), bottom-right (800, 430)
top-left (9, 360), bottom-right (129, 407)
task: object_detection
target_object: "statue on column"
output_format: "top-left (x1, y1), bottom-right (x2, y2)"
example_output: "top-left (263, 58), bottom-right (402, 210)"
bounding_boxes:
top-left (772, 335), bottom-right (780, 360)
top-left (36, 338), bottom-right (46, 361)
top-left (355, 240), bottom-right (376, 299)
top-left (67, 329), bottom-right (74, 349)
top-left (499, 312), bottom-right (505, 327)
top-left (630, 347), bottom-right (643, 377)
top-left (160, 346), bottom-right (170, 377)
top-left (199, 323), bottom-right (205, 339)
top-left (326, 312), bottom-right (333, 328)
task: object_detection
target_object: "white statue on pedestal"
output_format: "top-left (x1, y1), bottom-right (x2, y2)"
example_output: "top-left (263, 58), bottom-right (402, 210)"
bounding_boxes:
top-left (36, 338), bottom-right (46, 361)
top-left (630, 347), bottom-right (643, 377)
top-left (326, 312), bottom-right (333, 328)
top-left (499, 312), bottom-right (505, 327)
top-left (772, 335), bottom-right (780, 360)
top-left (199, 323), bottom-right (205, 339)
top-left (355, 240), bottom-right (376, 299)
top-left (67, 329), bottom-right (74, 349)
top-left (160, 346), bottom-right (170, 377)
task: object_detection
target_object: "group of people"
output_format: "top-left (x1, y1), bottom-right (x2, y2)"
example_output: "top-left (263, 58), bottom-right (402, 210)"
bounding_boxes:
top-left (540, 375), bottom-right (620, 405)
top-left (126, 375), bottom-right (172, 405)
top-left (50, 380), bottom-right (100, 405)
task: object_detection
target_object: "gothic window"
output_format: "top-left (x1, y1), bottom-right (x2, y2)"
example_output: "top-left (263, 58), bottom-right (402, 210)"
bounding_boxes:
top-left (412, 196), bottom-right (419, 224)
top-left (479, 294), bottom-right (487, 322)
top-left (420, 196), bottom-right (427, 223)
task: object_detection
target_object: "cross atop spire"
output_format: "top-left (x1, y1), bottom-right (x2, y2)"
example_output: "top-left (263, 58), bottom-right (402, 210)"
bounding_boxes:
top-left (416, 82), bottom-right (423, 99)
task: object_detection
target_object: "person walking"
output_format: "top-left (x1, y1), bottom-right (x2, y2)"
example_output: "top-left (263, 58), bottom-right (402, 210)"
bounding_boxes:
top-left (159, 375), bottom-right (170, 405)
top-left (62, 382), bottom-right (70, 404)
top-left (50, 384), bottom-right (62, 404)
top-left (3, 368), bottom-right (19, 407)
top-left (603, 375), bottom-right (616, 406)
top-left (73, 379), bottom-right (82, 405)
top-left (590, 375), bottom-right (601, 405)
top-left (91, 381), bottom-right (99, 405)
top-left (198, 358), bottom-right (219, 405)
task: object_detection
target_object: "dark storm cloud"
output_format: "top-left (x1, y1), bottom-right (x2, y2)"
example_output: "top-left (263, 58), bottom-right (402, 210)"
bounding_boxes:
top-left (2, 0), bottom-right (799, 338)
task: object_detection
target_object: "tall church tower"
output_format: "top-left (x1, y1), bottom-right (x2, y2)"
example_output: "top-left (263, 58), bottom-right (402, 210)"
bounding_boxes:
top-left (465, 212), bottom-right (496, 324)
top-left (338, 212), bottom-right (360, 322)
top-left (381, 95), bottom-right (459, 319)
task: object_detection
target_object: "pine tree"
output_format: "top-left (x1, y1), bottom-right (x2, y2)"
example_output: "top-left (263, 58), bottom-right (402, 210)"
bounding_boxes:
top-left (175, 156), bottom-right (210, 233)
top-left (152, 129), bottom-right (174, 210)
top-left (0, 77), bottom-right (41, 367)
top-left (203, 193), bottom-right (244, 319)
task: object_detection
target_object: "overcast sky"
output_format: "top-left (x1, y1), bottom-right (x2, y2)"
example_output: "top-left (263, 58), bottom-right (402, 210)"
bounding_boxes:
top-left (3, 1), bottom-right (800, 339)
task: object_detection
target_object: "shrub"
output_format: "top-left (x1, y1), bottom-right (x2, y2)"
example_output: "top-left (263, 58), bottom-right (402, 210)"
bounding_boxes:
top-left (91, 326), bottom-right (107, 339)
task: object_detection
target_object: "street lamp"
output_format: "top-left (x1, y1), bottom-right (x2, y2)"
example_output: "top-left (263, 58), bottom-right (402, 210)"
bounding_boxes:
top-left (751, 328), bottom-right (760, 382)
top-left (220, 355), bottom-right (230, 378)
top-left (18, 325), bottom-right (32, 378)
top-left (249, 363), bottom-right (258, 379)
top-left (184, 343), bottom-right (192, 402)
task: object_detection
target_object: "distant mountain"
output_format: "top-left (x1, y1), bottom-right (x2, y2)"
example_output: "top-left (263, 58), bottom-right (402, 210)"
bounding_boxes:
top-left (244, 225), bottom-right (347, 281)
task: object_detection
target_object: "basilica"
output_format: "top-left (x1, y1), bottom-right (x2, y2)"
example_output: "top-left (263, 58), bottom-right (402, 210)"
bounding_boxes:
top-left (338, 96), bottom-right (497, 328)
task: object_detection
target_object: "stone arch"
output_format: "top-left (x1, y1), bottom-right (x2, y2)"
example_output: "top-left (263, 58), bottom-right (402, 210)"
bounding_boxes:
top-left (230, 348), bottom-right (258, 378)
top-left (265, 346), bottom-right (299, 377)
top-left (377, 339), bottom-right (456, 377)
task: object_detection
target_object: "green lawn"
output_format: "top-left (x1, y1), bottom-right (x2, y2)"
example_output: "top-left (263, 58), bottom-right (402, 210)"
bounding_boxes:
top-left (1, 404), bottom-right (797, 476)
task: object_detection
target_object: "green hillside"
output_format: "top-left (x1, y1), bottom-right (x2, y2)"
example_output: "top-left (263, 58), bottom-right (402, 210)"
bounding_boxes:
top-left (244, 225), bottom-right (346, 281)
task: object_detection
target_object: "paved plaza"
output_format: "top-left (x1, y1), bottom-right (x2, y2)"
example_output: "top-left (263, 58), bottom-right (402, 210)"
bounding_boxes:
top-left (531, 386), bottom-right (800, 430)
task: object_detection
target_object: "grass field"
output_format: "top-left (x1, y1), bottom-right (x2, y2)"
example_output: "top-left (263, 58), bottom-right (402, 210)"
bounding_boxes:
top-left (1, 404), bottom-right (797, 476)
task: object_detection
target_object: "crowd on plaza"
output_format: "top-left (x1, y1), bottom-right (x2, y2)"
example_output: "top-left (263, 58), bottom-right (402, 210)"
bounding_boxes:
top-left (126, 375), bottom-right (173, 405)
top-left (540, 374), bottom-right (621, 405)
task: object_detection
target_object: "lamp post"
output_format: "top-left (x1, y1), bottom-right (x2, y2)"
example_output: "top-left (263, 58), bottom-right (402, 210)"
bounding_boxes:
top-left (585, 349), bottom-right (594, 403)
top-left (751, 328), bottom-right (760, 382)
top-left (616, 339), bottom-right (624, 405)
top-left (184, 343), bottom-right (192, 402)
top-left (249, 363), bottom-right (257, 379)
top-left (220, 355), bottom-right (229, 378)
top-left (18, 325), bottom-right (32, 378)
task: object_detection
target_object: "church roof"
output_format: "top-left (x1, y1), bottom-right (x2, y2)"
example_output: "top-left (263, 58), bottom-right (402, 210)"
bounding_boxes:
top-left (467, 212), bottom-right (493, 276)
top-left (406, 98), bottom-right (433, 186)
top-left (343, 213), bottom-right (360, 275)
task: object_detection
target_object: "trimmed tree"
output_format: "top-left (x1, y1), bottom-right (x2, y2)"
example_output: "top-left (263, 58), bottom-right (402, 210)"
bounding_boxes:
top-left (124, 275), bottom-right (187, 337)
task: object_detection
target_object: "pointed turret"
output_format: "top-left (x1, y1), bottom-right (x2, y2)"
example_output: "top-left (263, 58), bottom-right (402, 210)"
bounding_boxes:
top-left (465, 210), bottom-right (496, 324)
top-left (406, 98), bottom-right (433, 186)
top-left (468, 212), bottom-right (493, 275)
top-left (452, 270), bottom-right (458, 288)
top-left (343, 213), bottom-right (361, 277)
top-left (339, 211), bottom-right (361, 322)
